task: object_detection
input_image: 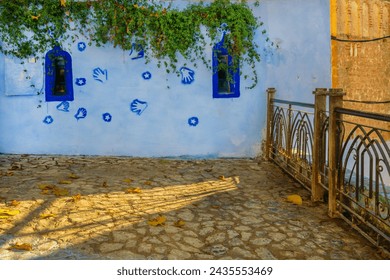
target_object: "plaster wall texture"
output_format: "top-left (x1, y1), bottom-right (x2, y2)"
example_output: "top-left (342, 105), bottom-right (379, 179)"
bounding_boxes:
top-left (0, 0), bottom-right (331, 157)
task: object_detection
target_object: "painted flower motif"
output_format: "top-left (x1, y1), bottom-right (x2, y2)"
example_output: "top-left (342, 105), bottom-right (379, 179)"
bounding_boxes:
top-left (130, 99), bottom-right (148, 115)
top-left (142, 71), bottom-right (152, 80)
top-left (93, 67), bottom-right (108, 83)
top-left (188, 116), bottom-right (199, 127)
top-left (56, 101), bottom-right (70, 112)
top-left (75, 78), bottom-right (86, 86)
top-left (75, 107), bottom-right (87, 120)
top-left (43, 116), bottom-right (54, 125)
top-left (102, 113), bottom-right (112, 122)
top-left (77, 42), bottom-right (87, 52)
top-left (180, 67), bottom-right (195, 85)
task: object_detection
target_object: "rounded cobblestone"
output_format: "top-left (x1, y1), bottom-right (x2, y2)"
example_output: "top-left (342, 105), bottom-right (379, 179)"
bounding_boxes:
top-left (0, 155), bottom-right (386, 260)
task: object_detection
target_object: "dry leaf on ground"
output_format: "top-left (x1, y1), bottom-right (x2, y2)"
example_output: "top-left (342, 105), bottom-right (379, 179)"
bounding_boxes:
top-left (53, 187), bottom-right (69, 197)
top-left (9, 243), bottom-right (32, 251)
top-left (125, 187), bottom-right (142, 194)
top-left (58, 180), bottom-right (72, 185)
top-left (148, 215), bottom-right (166, 226)
top-left (0, 209), bottom-right (20, 219)
top-left (9, 200), bottom-right (20, 207)
top-left (174, 219), bottom-right (186, 227)
top-left (123, 178), bottom-right (133, 184)
top-left (39, 213), bottom-right (56, 219)
top-left (68, 173), bottom-right (80, 179)
top-left (287, 194), bottom-right (303, 205)
top-left (72, 194), bottom-right (82, 202)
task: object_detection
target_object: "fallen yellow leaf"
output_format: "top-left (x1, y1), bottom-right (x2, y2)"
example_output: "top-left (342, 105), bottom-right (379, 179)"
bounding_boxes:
top-left (9, 200), bottom-right (20, 207)
top-left (39, 213), bottom-right (56, 219)
top-left (125, 187), bottom-right (141, 194)
top-left (68, 173), bottom-right (80, 179)
top-left (287, 194), bottom-right (303, 205)
top-left (53, 187), bottom-right (69, 197)
top-left (0, 209), bottom-right (20, 217)
top-left (123, 178), bottom-right (133, 184)
top-left (72, 193), bottom-right (81, 202)
top-left (9, 243), bottom-right (32, 251)
top-left (58, 180), bottom-right (72, 184)
top-left (102, 181), bottom-right (108, 187)
top-left (38, 184), bottom-right (56, 190)
top-left (174, 219), bottom-right (186, 227)
top-left (143, 181), bottom-right (153, 186)
top-left (148, 215), bottom-right (166, 226)
top-left (218, 175), bottom-right (226, 180)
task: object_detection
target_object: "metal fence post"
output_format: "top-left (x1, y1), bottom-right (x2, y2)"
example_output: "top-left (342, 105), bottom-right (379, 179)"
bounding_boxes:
top-left (328, 88), bottom-right (345, 217)
top-left (311, 88), bottom-right (327, 201)
top-left (265, 88), bottom-right (276, 161)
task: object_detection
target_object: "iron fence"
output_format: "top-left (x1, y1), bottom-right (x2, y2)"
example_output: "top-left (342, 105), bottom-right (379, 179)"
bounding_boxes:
top-left (265, 88), bottom-right (390, 253)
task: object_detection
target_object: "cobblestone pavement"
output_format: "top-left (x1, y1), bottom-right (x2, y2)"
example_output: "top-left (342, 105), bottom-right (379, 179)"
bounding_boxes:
top-left (0, 154), bottom-right (386, 260)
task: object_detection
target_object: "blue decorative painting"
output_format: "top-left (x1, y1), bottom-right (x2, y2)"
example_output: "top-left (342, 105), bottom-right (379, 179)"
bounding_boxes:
top-left (142, 71), bottom-right (152, 80)
top-left (102, 113), bottom-right (112, 122)
top-left (45, 46), bottom-right (74, 102)
top-left (188, 116), bottom-right (199, 127)
top-left (56, 101), bottom-right (70, 112)
top-left (93, 67), bottom-right (108, 83)
top-left (75, 107), bottom-right (87, 120)
top-left (130, 99), bottom-right (148, 116)
top-left (129, 43), bottom-right (144, 60)
top-left (43, 115), bottom-right (54, 125)
top-left (77, 42), bottom-right (87, 52)
top-left (180, 67), bottom-right (195, 85)
top-left (75, 78), bottom-right (86, 86)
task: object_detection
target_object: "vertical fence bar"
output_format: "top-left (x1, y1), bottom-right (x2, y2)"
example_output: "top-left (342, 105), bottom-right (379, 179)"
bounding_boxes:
top-left (311, 88), bottom-right (328, 201)
top-left (265, 88), bottom-right (276, 160)
top-left (328, 88), bottom-right (345, 217)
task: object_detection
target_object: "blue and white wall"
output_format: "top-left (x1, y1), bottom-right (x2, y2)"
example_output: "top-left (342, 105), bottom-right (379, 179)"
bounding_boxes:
top-left (0, 0), bottom-right (331, 157)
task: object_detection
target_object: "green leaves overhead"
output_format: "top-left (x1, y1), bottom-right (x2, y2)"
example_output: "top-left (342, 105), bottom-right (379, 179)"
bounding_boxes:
top-left (0, 0), bottom-right (263, 88)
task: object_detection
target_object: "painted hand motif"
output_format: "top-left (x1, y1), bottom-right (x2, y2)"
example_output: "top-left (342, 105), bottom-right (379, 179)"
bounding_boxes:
top-left (56, 101), bottom-right (70, 112)
top-left (130, 99), bottom-right (148, 116)
top-left (75, 107), bottom-right (87, 120)
top-left (180, 67), bottom-right (195, 85)
top-left (129, 43), bottom-right (144, 60)
top-left (93, 67), bottom-right (108, 83)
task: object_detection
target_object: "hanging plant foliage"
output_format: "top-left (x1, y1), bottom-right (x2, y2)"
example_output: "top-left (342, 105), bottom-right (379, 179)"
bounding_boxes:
top-left (0, 0), bottom-right (264, 88)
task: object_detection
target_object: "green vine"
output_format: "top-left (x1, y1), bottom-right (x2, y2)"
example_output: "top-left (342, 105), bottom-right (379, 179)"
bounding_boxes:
top-left (0, 0), bottom-right (264, 88)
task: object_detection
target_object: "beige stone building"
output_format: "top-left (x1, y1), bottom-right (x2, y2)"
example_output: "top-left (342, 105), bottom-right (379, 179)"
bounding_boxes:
top-left (331, 0), bottom-right (390, 118)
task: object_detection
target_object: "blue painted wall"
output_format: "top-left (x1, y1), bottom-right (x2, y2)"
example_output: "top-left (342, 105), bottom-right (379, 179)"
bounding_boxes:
top-left (0, 0), bottom-right (331, 157)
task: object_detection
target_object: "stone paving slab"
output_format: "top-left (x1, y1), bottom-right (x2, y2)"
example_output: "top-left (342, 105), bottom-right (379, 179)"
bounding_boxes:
top-left (0, 154), bottom-right (386, 260)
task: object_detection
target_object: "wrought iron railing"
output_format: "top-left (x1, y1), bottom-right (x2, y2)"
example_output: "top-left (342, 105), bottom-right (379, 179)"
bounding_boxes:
top-left (265, 88), bottom-right (390, 253)
top-left (335, 108), bottom-right (390, 250)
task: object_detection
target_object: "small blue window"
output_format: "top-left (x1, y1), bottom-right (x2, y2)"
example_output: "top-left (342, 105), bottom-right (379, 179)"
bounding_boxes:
top-left (212, 38), bottom-right (240, 99)
top-left (45, 46), bottom-right (74, 102)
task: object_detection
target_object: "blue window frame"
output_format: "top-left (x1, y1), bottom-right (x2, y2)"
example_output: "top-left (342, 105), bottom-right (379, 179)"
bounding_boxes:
top-left (45, 46), bottom-right (74, 102)
top-left (212, 38), bottom-right (240, 99)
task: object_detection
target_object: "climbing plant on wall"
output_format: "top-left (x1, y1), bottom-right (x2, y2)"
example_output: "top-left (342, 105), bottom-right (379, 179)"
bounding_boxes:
top-left (0, 0), bottom-right (264, 88)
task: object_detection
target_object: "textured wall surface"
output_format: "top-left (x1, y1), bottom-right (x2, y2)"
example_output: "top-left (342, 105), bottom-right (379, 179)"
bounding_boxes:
top-left (331, 0), bottom-right (390, 116)
top-left (0, 0), bottom-right (331, 157)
